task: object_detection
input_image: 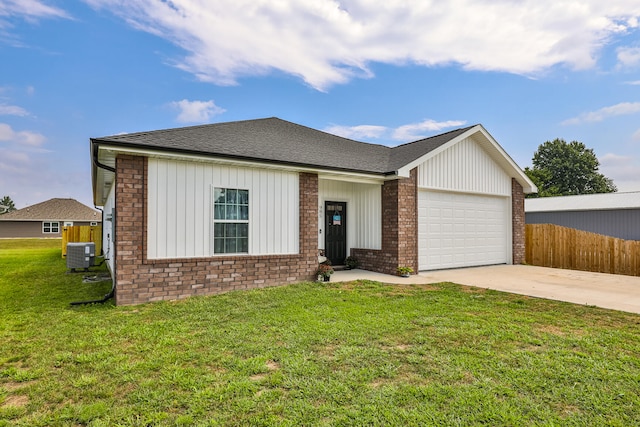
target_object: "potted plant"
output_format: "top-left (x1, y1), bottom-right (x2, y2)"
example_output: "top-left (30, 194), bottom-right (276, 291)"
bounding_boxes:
top-left (397, 266), bottom-right (413, 277)
top-left (344, 256), bottom-right (359, 270)
top-left (316, 263), bottom-right (334, 282)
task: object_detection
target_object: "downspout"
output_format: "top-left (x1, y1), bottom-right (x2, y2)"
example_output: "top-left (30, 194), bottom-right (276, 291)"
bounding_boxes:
top-left (71, 144), bottom-right (117, 305)
top-left (93, 142), bottom-right (116, 174)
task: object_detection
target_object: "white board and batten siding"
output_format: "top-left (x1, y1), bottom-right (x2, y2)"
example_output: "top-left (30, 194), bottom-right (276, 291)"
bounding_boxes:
top-left (417, 136), bottom-right (512, 270)
top-left (147, 158), bottom-right (299, 259)
top-left (318, 179), bottom-right (382, 251)
top-left (103, 183), bottom-right (116, 274)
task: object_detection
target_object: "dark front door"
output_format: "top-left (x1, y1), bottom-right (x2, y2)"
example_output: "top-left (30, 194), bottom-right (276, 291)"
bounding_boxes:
top-left (325, 201), bottom-right (347, 265)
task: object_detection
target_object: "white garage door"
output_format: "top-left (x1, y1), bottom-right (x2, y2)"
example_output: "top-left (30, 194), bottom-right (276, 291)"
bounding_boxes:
top-left (418, 190), bottom-right (510, 270)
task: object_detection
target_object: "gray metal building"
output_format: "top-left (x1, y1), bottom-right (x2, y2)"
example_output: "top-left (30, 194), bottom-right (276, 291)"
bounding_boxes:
top-left (525, 192), bottom-right (640, 241)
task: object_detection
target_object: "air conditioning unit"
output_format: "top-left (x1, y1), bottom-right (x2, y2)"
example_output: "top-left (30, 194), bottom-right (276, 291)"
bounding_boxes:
top-left (67, 242), bottom-right (95, 271)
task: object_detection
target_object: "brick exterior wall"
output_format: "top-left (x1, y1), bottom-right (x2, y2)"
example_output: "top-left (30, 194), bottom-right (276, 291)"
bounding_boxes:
top-left (349, 248), bottom-right (386, 273)
top-left (351, 169), bottom-right (418, 275)
top-left (113, 155), bottom-right (318, 305)
top-left (511, 178), bottom-right (525, 264)
top-left (354, 173), bottom-right (524, 272)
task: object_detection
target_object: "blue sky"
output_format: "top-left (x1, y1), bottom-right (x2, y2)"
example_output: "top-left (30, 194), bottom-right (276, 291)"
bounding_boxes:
top-left (1, 1), bottom-right (640, 209)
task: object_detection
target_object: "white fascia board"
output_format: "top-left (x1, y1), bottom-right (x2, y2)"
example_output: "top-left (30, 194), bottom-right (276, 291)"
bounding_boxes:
top-left (97, 145), bottom-right (387, 186)
top-left (318, 173), bottom-right (386, 185)
top-left (396, 125), bottom-right (537, 193)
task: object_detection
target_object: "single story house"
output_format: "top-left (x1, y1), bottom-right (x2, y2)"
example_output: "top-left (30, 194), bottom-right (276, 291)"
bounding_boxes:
top-left (0, 198), bottom-right (101, 239)
top-left (525, 191), bottom-right (640, 240)
top-left (91, 117), bottom-right (536, 305)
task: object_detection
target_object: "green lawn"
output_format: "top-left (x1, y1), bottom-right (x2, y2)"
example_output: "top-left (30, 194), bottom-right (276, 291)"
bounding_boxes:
top-left (1, 239), bottom-right (639, 426)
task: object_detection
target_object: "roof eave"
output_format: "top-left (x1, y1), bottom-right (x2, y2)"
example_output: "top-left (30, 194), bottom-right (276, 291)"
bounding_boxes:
top-left (91, 141), bottom-right (390, 201)
top-left (94, 139), bottom-right (389, 175)
top-left (92, 139), bottom-right (117, 207)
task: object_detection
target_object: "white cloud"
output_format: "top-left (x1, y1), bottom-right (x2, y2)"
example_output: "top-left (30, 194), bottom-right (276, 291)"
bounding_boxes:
top-left (0, 149), bottom-right (93, 209)
top-left (601, 152), bottom-right (630, 164)
top-left (0, 148), bottom-right (30, 166)
top-left (0, 123), bottom-right (46, 146)
top-left (600, 152), bottom-right (640, 191)
top-left (324, 124), bottom-right (388, 140)
top-left (624, 80), bottom-right (640, 85)
top-left (1, 0), bottom-right (70, 47)
top-left (0, 0), bottom-right (69, 21)
top-left (82, 1), bottom-right (640, 90)
top-left (0, 104), bottom-right (29, 116)
top-left (324, 119), bottom-right (466, 143)
top-left (392, 119), bottom-right (467, 141)
top-left (0, 123), bottom-right (52, 206)
top-left (632, 128), bottom-right (640, 141)
top-left (170, 99), bottom-right (226, 123)
top-left (617, 46), bottom-right (640, 68)
top-left (562, 102), bottom-right (640, 125)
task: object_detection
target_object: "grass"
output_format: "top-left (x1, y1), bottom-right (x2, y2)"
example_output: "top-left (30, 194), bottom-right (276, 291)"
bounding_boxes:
top-left (1, 239), bottom-right (640, 426)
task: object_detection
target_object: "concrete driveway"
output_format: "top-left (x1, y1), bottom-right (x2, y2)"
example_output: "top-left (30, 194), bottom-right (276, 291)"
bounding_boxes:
top-left (331, 265), bottom-right (640, 314)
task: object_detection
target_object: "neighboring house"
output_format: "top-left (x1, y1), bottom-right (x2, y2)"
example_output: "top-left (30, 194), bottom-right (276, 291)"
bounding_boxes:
top-left (525, 192), bottom-right (640, 241)
top-left (0, 198), bottom-right (101, 238)
top-left (91, 117), bottom-right (536, 305)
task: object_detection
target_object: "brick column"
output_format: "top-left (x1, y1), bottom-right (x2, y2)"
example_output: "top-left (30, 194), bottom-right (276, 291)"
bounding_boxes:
top-left (511, 178), bottom-right (525, 264)
top-left (114, 154), bottom-right (146, 305)
top-left (397, 169), bottom-right (418, 272)
top-left (380, 178), bottom-right (400, 273)
top-left (299, 172), bottom-right (319, 280)
top-left (368, 168), bottom-right (418, 275)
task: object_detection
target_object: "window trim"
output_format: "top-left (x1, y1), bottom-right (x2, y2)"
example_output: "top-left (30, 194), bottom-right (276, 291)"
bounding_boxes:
top-left (42, 221), bottom-right (60, 234)
top-left (212, 187), bottom-right (249, 255)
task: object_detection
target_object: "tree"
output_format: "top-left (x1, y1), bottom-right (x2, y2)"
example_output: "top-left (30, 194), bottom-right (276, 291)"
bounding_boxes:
top-left (0, 196), bottom-right (16, 214)
top-left (524, 139), bottom-right (616, 198)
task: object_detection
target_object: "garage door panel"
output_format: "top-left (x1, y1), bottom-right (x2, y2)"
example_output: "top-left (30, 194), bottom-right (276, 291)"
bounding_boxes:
top-left (419, 190), bottom-right (509, 270)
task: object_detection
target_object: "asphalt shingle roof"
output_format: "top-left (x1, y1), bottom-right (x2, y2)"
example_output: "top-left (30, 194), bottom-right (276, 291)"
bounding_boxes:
top-left (0, 198), bottom-right (100, 221)
top-left (93, 117), bottom-right (475, 175)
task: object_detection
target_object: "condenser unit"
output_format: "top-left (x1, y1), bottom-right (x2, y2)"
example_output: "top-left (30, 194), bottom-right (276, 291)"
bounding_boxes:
top-left (66, 242), bottom-right (95, 271)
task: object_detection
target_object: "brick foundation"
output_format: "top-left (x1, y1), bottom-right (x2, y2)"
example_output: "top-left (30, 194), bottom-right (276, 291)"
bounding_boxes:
top-left (511, 178), bottom-right (525, 264)
top-left (113, 155), bottom-right (318, 305)
top-left (352, 169), bottom-right (418, 275)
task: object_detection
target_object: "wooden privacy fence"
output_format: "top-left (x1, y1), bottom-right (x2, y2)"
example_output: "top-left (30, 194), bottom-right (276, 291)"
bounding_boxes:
top-left (525, 224), bottom-right (640, 277)
top-left (62, 226), bottom-right (102, 258)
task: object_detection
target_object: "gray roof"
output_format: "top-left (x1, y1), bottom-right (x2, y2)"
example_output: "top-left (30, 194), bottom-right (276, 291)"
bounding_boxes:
top-left (525, 191), bottom-right (640, 212)
top-left (0, 198), bottom-right (101, 222)
top-left (92, 117), bottom-right (475, 175)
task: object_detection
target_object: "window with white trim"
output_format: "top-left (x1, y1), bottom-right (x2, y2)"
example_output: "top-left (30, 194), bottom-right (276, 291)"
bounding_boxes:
top-left (213, 188), bottom-right (249, 254)
top-left (43, 221), bottom-right (60, 233)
